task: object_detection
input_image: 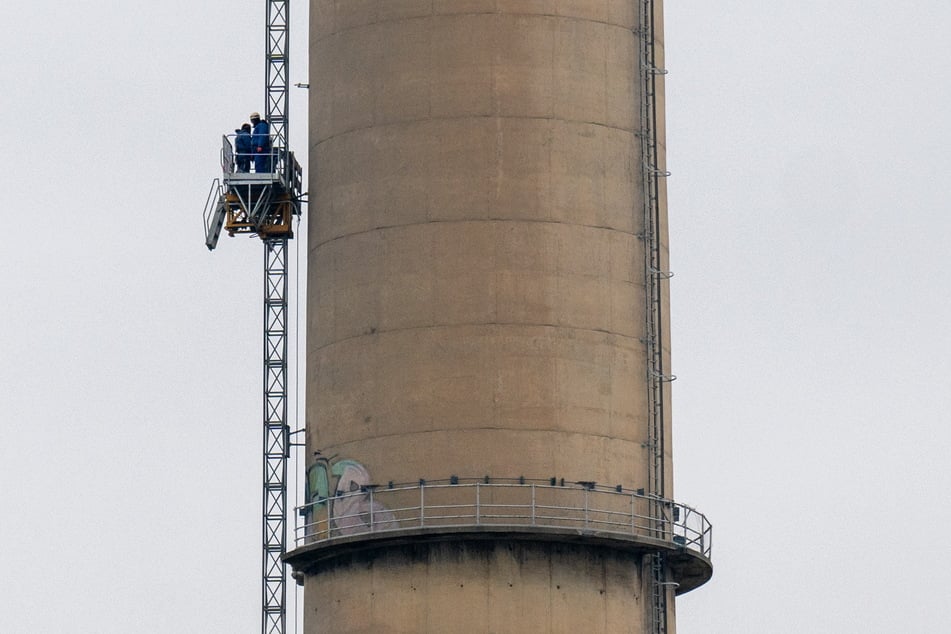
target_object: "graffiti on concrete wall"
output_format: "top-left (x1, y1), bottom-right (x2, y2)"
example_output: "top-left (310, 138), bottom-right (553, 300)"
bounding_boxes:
top-left (305, 457), bottom-right (398, 535)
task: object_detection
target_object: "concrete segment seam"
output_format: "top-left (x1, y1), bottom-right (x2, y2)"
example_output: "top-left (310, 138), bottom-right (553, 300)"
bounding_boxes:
top-left (310, 218), bottom-right (645, 251)
top-left (308, 321), bottom-right (648, 353)
top-left (312, 114), bottom-right (640, 148)
top-left (323, 428), bottom-right (647, 447)
top-left (313, 12), bottom-right (639, 42)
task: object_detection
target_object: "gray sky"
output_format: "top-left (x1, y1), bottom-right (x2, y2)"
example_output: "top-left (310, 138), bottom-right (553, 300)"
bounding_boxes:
top-left (2, 1), bottom-right (950, 633)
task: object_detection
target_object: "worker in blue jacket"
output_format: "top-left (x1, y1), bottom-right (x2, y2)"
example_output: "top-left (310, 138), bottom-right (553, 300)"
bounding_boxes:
top-left (234, 123), bottom-right (253, 173)
top-left (250, 112), bottom-right (272, 173)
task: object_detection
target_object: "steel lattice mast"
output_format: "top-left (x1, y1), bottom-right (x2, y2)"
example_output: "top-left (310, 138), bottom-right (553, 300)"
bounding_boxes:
top-left (262, 238), bottom-right (290, 634)
top-left (266, 0), bottom-right (290, 151)
top-left (262, 3), bottom-right (291, 634)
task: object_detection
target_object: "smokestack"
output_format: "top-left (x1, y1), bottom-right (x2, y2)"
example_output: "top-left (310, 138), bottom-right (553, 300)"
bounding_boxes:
top-left (286, 2), bottom-right (711, 631)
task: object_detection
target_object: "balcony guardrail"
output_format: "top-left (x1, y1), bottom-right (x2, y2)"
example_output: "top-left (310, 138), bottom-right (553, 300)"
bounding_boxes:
top-left (293, 479), bottom-right (711, 560)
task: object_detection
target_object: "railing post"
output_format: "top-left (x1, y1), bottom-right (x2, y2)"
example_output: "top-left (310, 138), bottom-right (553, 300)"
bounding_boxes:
top-left (420, 483), bottom-right (425, 528)
top-left (631, 494), bottom-right (637, 535)
top-left (583, 488), bottom-right (589, 530)
top-left (531, 484), bottom-right (536, 525)
top-left (369, 489), bottom-right (375, 531)
top-left (476, 483), bottom-right (481, 526)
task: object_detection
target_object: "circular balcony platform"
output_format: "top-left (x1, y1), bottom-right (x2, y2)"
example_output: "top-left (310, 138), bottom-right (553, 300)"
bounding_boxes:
top-left (284, 480), bottom-right (712, 594)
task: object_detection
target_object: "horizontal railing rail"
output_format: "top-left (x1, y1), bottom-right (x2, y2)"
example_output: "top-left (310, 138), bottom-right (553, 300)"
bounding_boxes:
top-left (292, 479), bottom-right (711, 560)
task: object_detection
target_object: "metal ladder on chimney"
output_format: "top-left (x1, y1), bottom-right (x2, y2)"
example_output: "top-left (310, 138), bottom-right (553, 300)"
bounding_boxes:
top-left (636, 1), bottom-right (675, 633)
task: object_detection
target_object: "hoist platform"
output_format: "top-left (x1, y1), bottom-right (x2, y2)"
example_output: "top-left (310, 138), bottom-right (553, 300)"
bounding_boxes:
top-left (204, 134), bottom-right (303, 250)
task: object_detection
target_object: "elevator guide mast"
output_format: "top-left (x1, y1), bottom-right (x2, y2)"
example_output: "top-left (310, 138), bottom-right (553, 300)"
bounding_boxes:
top-left (201, 2), bottom-right (301, 634)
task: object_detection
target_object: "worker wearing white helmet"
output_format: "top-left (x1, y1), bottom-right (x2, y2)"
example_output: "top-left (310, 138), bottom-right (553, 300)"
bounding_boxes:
top-left (250, 112), bottom-right (272, 173)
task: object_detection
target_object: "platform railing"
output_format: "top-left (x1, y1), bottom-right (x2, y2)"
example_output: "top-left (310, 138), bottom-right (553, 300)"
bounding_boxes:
top-left (293, 479), bottom-right (711, 560)
top-left (218, 134), bottom-right (302, 193)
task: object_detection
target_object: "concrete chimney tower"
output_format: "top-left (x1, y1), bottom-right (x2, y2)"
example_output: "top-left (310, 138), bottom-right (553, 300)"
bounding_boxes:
top-left (285, 1), bottom-right (712, 632)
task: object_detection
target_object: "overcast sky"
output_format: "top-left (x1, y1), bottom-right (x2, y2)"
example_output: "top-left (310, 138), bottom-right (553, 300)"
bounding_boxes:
top-left (3, 1), bottom-right (950, 633)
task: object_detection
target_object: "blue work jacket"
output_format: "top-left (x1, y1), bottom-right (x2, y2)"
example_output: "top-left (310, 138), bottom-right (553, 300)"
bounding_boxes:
top-left (252, 120), bottom-right (271, 151)
top-left (235, 130), bottom-right (254, 155)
